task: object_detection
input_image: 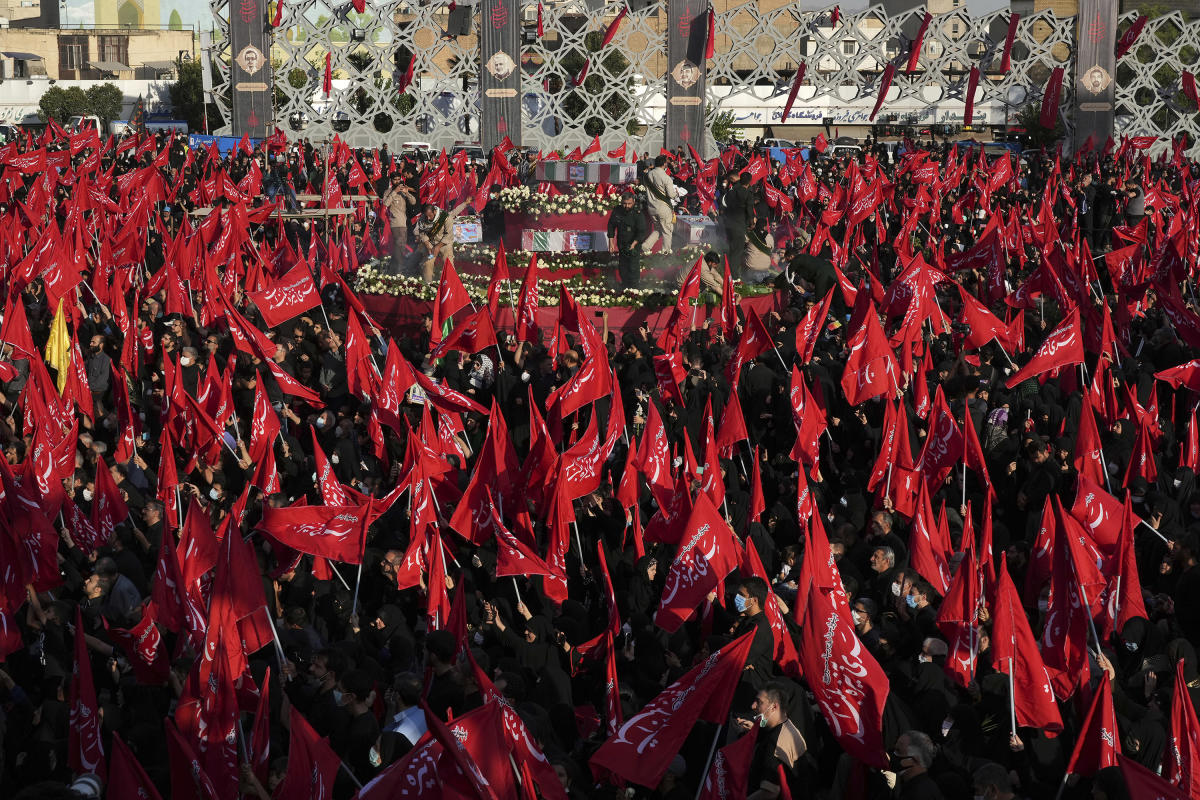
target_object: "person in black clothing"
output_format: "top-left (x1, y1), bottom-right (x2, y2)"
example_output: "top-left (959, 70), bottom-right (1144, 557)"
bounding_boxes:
top-left (607, 191), bottom-right (649, 288)
top-left (423, 630), bottom-right (465, 721)
top-left (732, 577), bottom-right (776, 692)
top-left (892, 730), bottom-right (946, 800)
top-left (722, 172), bottom-right (755, 278)
top-left (332, 668), bottom-right (380, 786)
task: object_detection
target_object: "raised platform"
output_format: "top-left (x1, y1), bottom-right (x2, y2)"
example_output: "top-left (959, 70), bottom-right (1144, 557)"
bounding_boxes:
top-left (189, 207), bottom-right (357, 218)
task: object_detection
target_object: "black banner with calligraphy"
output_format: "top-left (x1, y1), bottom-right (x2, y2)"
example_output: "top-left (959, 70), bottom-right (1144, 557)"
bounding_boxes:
top-left (1073, 0), bottom-right (1117, 152)
top-left (229, 0), bottom-right (272, 139)
top-left (479, 0), bottom-right (521, 149)
top-left (664, 0), bottom-right (707, 153)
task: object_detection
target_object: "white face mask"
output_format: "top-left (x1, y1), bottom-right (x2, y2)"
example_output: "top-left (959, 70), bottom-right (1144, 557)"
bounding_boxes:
top-left (891, 582), bottom-right (902, 597)
top-left (180, 357), bottom-right (193, 367)
top-left (852, 611), bottom-right (865, 626)
top-left (209, 488), bottom-right (220, 501)
top-left (82, 488), bottom-right (94, 502)
top-left (918, 654), bottom-right (931, 664)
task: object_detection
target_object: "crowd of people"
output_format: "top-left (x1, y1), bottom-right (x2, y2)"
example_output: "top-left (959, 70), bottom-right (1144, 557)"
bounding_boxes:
top-left (0, 118), bottom-right (1196, 800)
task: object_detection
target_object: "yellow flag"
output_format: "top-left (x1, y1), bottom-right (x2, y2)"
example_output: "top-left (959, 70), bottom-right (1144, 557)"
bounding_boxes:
top-left (44, 298), bottom-right (71, 392)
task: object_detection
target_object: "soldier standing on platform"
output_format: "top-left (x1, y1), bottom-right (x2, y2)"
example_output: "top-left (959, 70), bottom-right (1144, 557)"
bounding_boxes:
top-left (413, 199), bottom-right (470, 282)
top-left (608, 191), bottom-right (648, 289)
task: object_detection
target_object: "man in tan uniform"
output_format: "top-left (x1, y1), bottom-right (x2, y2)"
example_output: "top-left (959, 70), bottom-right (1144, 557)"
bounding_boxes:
top-left (381, 173), bottom-right (415, 274)
top-left (641, 155), bottom-right (677, 256)
top-left (413, 199), bottom-right (471, 282)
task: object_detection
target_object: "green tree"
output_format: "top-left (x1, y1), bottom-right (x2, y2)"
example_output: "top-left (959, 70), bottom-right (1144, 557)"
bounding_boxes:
top-left (1013, 101), bottom-right (1064, 150)
top-left (38, 85), bottom-right (89, 122)
top-left (709, 110), bottom-right (737, 143)
top-left (168, 9), bottom-right (182, 29)
top-left (169, 58), bottom-right (208, 133)
top-left (85, 83), bottom-right (124, 124)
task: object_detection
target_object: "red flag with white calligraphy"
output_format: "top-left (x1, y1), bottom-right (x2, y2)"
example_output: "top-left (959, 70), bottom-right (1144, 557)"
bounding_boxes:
top-left (589, 631), bottom-right (754, 788)
top-left (245, 262), bottom-right (321, 328)
top-left (656, 492), bottom-right (740, 633)
top-left (69, 608), bottom-right (107, 779)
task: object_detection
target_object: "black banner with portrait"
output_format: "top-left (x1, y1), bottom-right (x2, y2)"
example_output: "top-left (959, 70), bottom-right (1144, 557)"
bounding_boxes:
top-left (229, 0), bottom-right (273, 139)
top-left (1073, 0), bottom-right (1117, 152)
top-left (479, 0), bottom-right (522, 149)
top-left (664, 0), bottom-right (707, 154)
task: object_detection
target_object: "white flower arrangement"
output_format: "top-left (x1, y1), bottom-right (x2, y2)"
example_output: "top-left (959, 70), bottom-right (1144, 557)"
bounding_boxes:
top-left (497, 185), bottom-right (621, 218)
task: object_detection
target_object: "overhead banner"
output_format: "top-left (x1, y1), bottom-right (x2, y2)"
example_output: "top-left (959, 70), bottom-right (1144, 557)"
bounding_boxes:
top-left (1073, 0), bottom-right (1117, 152)
top-left (228, 0), bottom-right (272, 139)
top-left (479, 0), bottom-right (522, 149)
top-left (665, 0), bottom-right (707, 153)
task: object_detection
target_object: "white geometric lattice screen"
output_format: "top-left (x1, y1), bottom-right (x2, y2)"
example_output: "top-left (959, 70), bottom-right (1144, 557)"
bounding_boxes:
top-left (207, 2), bottom-right (1197, 155)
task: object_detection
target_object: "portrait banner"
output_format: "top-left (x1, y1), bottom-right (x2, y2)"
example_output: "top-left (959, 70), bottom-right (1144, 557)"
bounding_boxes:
top-left (229, 0), bottom-right (272, 139)
top-left (479, 0), bottom-right (522, 149)
top-left (1073, 0), bottom-right (1118, 152)
top-left (665, 0), bottom-right (707, 153)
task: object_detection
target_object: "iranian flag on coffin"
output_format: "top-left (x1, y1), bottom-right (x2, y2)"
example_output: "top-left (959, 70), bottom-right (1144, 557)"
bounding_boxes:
top-left (521, 230), bottom-right (610, 252)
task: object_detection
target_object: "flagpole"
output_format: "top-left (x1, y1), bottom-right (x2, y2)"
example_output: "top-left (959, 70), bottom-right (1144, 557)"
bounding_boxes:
top-left (265, 604), bottom-right (292, 680)
top-left (325, 560), bottom-right (352, 592)
top-left (694, 724), bottom-right (724, 800)
top-left (512, 576), bottom-right (522, 606)
top-left (990, 336), bottom-right (1017, 370)
top-left (1007, 658), bottom-right (1018, 737)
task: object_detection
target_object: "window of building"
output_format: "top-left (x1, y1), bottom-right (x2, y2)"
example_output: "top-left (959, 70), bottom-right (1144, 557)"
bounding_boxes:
top-left (98, 35), bottom-right (129, 67)
top-left (952, 22), bottom-right (960, 35)
top-left (842, 39), bottom-right (856, 55)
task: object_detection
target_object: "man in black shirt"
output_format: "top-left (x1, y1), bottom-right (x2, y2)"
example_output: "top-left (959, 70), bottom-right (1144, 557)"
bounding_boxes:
top-left (607, 192), bottom-right (648, 288)
top-left (733, 577), bottom-right (776, 692)
top-left (722, 172), bottom-right (755, 278)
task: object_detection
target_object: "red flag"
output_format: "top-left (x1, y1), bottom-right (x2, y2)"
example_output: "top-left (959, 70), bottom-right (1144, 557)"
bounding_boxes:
top-left (69, 608), bottom-right (107, 779)
top-left (323, 52), bottom-right (333, 96)
top-left (715, 394), bottom-right (748, 458)
top-left (271, 0), bottom-right (283, 27)
top-left (1074, 394), bottom-right (1107, 486)
top-left (1164, 657), bottom-right (1200, 795)
top-left (166, 719), bottom-right (219, 800)
top-left (536, 1), bottom-right (544, 37)
top-left (249, 668), bottom-right (272, 784)
top-left (109, 733), bottom-right (163, 800)
top-left (515, 253), bottom-right (540, 342)
top-left (246, 262), bottom-right (321, 328)
top-left (869, 63), bottom-right (895, 121)
top-left (1123, 754), bottom-right (1191, 800)
top-left (936, 549), bottom-right (981, 688)
top-left (494, 503), bottom-right (559, 578)
top-left (258, 499), bottom-right (374, 563)
top-left (794, 516), bottom-right (889, 768)
top-left (1183, 404), bottom-right (1200, 472)
top-left (1, 294), bottom-right (37, 358)
top-left (1116, 15), bottom-right (1148, 59)
top-left (590, 631), bottom-right (754, 787)
top-left (430, 308), bottom-right (499, 360)
top-left (725, 307), bottom-right (775, 387)
top-left (275, 707), bottom-right (343, 800)
top-left (431, 258), bottom-right (472, 342)
top-left (1000, 13), bottom-right (1019, 72)
top-left (910, 480), bottom-right (952, 595)
top-left (601, 5), bottom-right (627, 47)
top-left (830, 4), bottom-right (839, 26)
top-left (964, 66), bottom-right (980, 125)
top-left (989, 553), bottom-right (1064, 733)
top-left (1004, 307), bottom-right (1083, 387)
top-left (656, 493), bottom-right (740, 632)
top-left (1123, 418), bottom-right (1159, 488)
top-left (1065, 672), bottom-right (1122, 776)
top-left (423, 700), bottom-right (517, 799)
top-left (1039, 67), bottom-right (1064, 129)
top-left (916, 386), bottom-right (963, 491)
top-left (705, 5), bottom-right (715, 59)
top-left (1184, 71), bottom-right (1200, 107)
top-left (398, 53), bottom-right (416, 92)
top-left (697, 726), bottom-right (758, 800)
top-left (841, 303), bottom-right (899, 405)
top-left (780, 63), bottom-right (807, 124)
top-left (1156, 359), bottom-right (1200, 392)
top-left (107, 610), bottom-right (169, 685)
top-left (906, 13), bottom-right (932, 73)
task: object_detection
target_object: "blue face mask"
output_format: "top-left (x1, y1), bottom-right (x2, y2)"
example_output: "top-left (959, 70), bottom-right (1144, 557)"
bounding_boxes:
top-left (905, 595), bottom-right (919, 609)
top-left (734, 594), bottom-right (748, 613)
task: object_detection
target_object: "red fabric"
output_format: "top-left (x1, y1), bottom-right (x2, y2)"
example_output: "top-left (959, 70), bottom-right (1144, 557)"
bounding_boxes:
top-left (246, 262), bottom-right (321, 328)
top-left (1039, 67), bottom-right (1065, 129)
top-left (794, 515), bottom-right (889, 768)
top-left (906, 13), bottom-right (932, 73)
top-left (1164, 657), bottom-right (1200, 795)
top-left (109, 733), bottom-right (163, 800)
top-left (655, 493), bottom-right (740, 632)
top-left (1065, 673), bottom-right (1122, 775)
top-left (275, 707), bottom-right (343, 800)
top-left (697, 726), bottom-right (758, 800)
top-left (780, 63), bottom-right (807, 124)
top-left (69, 608), bottom-right (107, 778)
top-left (841, 302), bottom-right (899, 405)
top-left (1116, 15), bottom-right (1148, 59)
top-left (870, 63), bottom-right (895, 121)
top-left (989, 554), bottom-right (1064, 733)
top-left (589, 631), bottom-right (754, 787)
top-left (1004, 307), bottom-right (1083, 387)
top-left (937, 549), bottom-right (981, 688)
top-left (258, 499), bottom-right (374, 563)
